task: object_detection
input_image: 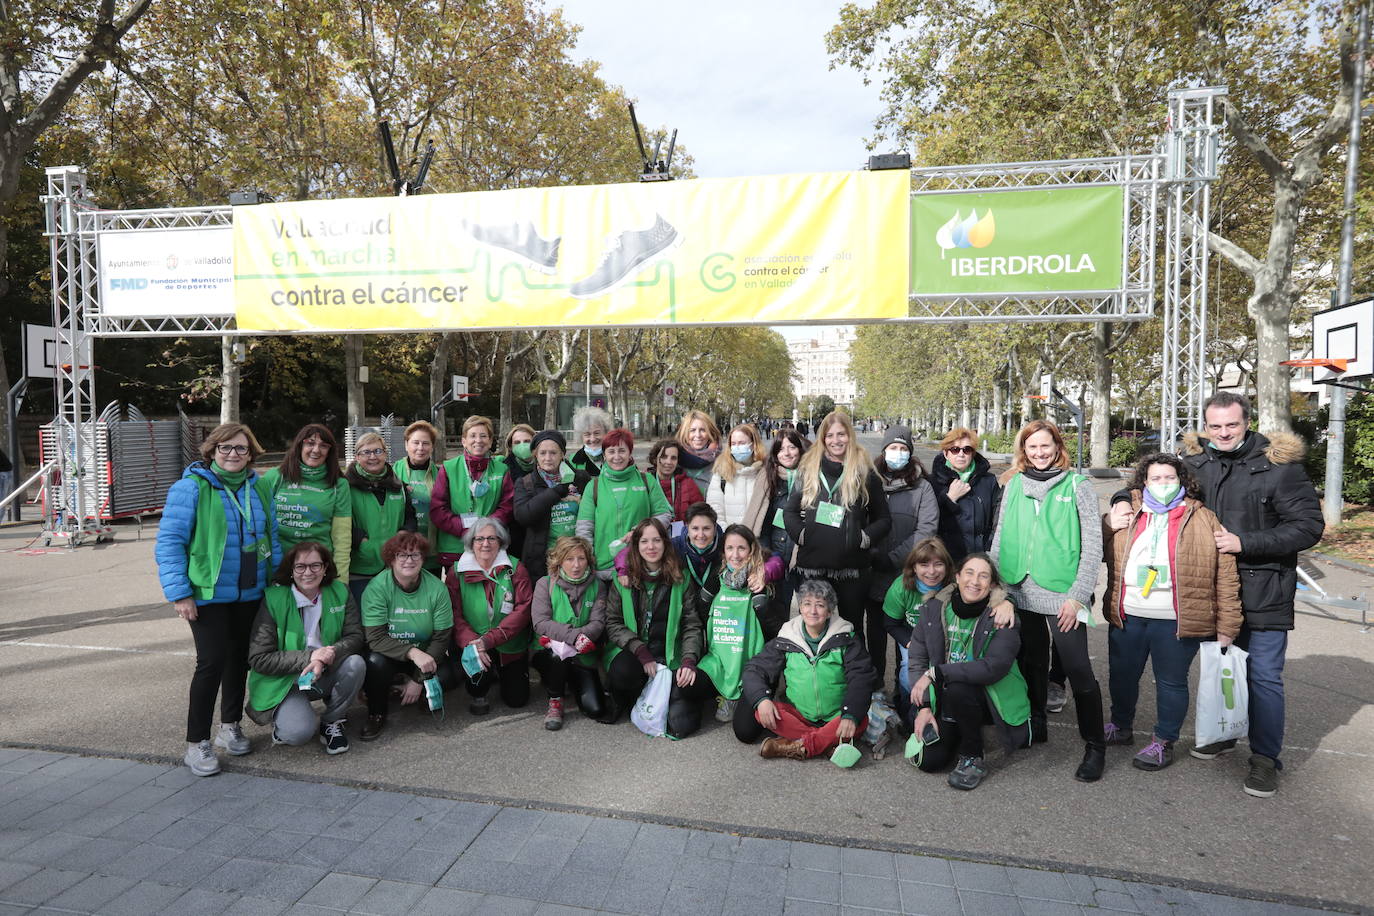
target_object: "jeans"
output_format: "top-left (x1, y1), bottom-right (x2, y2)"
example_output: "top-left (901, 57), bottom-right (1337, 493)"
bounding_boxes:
top-left (271, 654), bottom-right (366, 744)
top-left (186, 600), bottom-right (258, 742)
top-left (1235, 626), bottom-right (1287, 766)
top-left (1106, 616), bottom-right (1202, 743)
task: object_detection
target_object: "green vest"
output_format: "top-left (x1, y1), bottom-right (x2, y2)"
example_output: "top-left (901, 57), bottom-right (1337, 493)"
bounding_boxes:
top-left (950, 612), bottom-right (1031, 728)
top-left (394, 459), bottom-right (440, 569)
top-left (187, 472), bottom-right (276, 601)
top-left (349, 480), bottom-right (409, 577)
top-left (579, 466), bottom-right (668, 570)
top-left (781, 637), bottom-right (848, 722)
top-left (696, 584), bottom-right (764, 700)
top-left (550, 579), bottom-right (599, 668)
top-left (437, 454), bottom-right (508, 556)
top-left (605, 579), bottom-right (686, 670)
top-left (456, 560), bottom-right (530, 654)
top-left (997, 472), bottom-right (1085, 593)
top-left (246, 580), bottom-right (349, 713)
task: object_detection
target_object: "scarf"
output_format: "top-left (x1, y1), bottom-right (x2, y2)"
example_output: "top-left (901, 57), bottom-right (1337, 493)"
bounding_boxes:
top-left (559, 568), bottom-right (591, 585)
top-left (684, 443), bottom-right (720, 465)
top-left (407, 459), bottom-right (431, 473)
top-left (346, 463), bottom-right (402, 492)
top-left (539, 469), bottom-right (562, 488)
top-left (1141, 486), bottom-right (1186, 515)
top-left (720, 563), bottom-right (750, 591)
top-left (465, 452), bottom-right (491, 476)
top-left (211, 462), bottom-right (247, 489)
top-left (299, 462), bottom-right (329, 482)
top-left (950, 589), bottom-right (990, 620)
top-left (1022, 466), bottom-right (1064, 482)
top-left (915, 579), bottom-right (940, 596)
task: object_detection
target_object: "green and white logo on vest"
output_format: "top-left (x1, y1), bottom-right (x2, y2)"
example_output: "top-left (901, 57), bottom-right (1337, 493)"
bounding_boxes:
top-left (910, 186), bottom-right (1124, 296)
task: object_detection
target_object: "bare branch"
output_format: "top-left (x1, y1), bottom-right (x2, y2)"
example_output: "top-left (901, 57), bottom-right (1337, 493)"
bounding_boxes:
top-left (1203, 227), bottom-right (1262, 277)
top-left (1221, 100), bottom-right (1287, 183)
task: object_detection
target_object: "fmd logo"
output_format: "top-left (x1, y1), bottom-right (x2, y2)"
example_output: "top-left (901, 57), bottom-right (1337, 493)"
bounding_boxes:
top-left (111, 278), bottom-right (148, 290)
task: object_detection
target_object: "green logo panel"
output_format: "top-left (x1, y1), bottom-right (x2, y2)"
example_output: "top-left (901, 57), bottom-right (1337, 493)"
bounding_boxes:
top-left (910, 186), bottom-right (1125, 296)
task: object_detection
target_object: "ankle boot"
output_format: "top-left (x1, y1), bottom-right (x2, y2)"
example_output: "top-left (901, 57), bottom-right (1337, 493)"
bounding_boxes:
top-left (1073, 686), bottom-right (1106, 782)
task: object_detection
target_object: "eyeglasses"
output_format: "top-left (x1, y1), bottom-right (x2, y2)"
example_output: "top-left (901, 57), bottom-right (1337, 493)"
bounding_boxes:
top-left (292, 562), bottom-right (325, 573)
top-left (395, 552), bottom-right (424, 563)
top-left (357, 448), bottom-right (386, 458)
top-left (945, 446), bottom-right (975, 455)
top-left (215, 444), bottom-right (249, 456)
top-left (472, 536), bottom-right (501, 544)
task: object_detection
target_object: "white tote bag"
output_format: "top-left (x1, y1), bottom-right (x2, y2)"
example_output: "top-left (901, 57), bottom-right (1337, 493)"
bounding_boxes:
top-left (630, 667), bottom-right (673, 738)
top-left (1195, 641), bottom-right (1249, 747)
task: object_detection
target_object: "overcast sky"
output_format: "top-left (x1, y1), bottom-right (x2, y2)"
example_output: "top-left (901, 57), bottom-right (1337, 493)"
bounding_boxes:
top-left (560, 1), bottom-right (884, 341)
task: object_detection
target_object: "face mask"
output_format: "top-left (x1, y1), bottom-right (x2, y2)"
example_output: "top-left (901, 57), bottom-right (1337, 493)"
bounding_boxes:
top-left (885, 448), bottom-right (910, 470)
top-left (731, 445), bottom-right (753, 463)
top-left (1148, 482), bottom-right (1181, 504)
top-left (512, 442), bottom-right (532, 461)
top-left (425, 677), bottom-right (444, 712)
top-left (585, 446), bottom-right (603, 457)
top-left (471, 479), bottom-right (490, 498)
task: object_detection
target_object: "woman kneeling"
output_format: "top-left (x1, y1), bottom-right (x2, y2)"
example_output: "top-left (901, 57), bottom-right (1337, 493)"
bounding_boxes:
top-left (908, 553), bottom-right (1031, 790)
top-left (740, 579), bottom-right (875, 760)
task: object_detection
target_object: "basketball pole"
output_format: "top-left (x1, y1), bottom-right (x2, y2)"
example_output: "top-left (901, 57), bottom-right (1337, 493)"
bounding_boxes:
top-left (1324, 2), bottom-right (1368, 528)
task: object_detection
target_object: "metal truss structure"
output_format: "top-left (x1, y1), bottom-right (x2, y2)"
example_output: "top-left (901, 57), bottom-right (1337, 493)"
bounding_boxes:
top-left (39, 87), bottom-right (1225, 543)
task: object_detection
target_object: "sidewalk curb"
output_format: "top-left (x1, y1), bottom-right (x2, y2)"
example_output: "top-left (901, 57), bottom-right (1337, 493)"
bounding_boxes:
top-left (1306, 549), bottom-right (1374, 578)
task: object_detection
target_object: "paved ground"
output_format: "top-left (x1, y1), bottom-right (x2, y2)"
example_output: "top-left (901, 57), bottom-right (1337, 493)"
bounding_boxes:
top-left (1, 436), bottom-right (1371, 913)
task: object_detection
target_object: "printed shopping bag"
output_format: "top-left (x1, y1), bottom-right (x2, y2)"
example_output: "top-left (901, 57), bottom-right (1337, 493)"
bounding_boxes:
top-left (1195, 641), bottom-right (1249, 747)
top-left (630, 667), bottom-right (673, 738)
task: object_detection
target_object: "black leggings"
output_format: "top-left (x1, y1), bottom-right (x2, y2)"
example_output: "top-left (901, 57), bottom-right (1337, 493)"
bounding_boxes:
top-left (186, 599), bottom-right (258, 742)
top-left (363, 652), bottom-right (461, 717)
top-left (915, 680), bottom-right (990, 771)
top-left (605, 651), bottom-right (716, 739)
top-left (1015, 611), bottom-right (1099, 717)
top-left (863, 597), bottom-right (902, 685)
top-left (530, 649), bottom-right (610, 720)
top-left (462, 651), bottom-right (530, 709)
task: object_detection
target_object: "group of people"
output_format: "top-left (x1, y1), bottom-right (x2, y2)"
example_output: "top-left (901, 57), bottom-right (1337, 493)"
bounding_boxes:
top-left (156, 393), bottom-right (1321, 798)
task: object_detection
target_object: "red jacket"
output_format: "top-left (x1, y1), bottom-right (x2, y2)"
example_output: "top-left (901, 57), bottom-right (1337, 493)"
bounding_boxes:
top-left (658, 471), bottom-right (704, 521)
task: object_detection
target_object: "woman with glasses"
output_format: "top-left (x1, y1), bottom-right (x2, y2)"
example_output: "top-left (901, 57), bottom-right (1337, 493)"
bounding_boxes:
top-left (393, 421), bottom-right (442, 573)
top-left (451, 517), bottom-right (534, 715)
top-left (929, 428), bottom-right (1002, 562)
top-left (359, 532), bottom-right (457, 741)
top-left (157, 423), bottom-right (282, 777)
top-left (346, 432), bottom-right (417, 604)
top-left (431, 415), bottom-right (514, 572)
top-left (247, 542), bottom-right (364, 755)
top-left (264, 423), bottom-right (352, 579)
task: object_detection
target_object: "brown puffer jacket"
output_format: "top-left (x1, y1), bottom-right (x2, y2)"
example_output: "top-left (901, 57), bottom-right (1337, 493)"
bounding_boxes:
top-left (1101, 493), bottom-right (1243, 640)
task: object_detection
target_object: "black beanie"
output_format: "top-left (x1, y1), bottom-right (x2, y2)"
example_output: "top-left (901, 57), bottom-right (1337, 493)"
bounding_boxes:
top-left (531, 429), bottom-right (566, 453)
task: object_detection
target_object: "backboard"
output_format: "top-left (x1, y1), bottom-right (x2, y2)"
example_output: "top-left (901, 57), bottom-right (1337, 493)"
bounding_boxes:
top-left (1312, 297), bottom-right (1373, 382)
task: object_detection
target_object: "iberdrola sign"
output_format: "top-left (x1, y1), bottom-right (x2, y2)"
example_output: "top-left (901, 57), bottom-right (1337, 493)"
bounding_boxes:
top-left (909, 186), bottom-right (1124, 296)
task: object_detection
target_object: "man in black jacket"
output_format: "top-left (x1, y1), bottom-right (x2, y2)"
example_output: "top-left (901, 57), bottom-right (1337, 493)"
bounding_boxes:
top-left (1109, 392), bottom-right (1322, 798)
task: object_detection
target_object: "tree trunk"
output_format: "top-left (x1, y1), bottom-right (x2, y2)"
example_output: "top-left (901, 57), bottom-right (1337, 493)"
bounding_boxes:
top-left (344, 336), bottom-right (366, 426)
top-left (990, 380), bottom-right (1004, 434)
top-left (1253, 305), bottom-right (1293, 435)
top-left (1090, 323), bottom-right (1112, 466)
top-left (219, 336), bottom-right (240, 424)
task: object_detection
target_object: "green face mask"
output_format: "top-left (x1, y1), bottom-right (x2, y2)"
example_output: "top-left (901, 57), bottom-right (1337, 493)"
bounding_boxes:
top-left (512, 442), bottom-right (532, 461)
top-left (1147, 482), bottom-right (1181, 504)
top-left (831, 740), bottom-right (861, 769)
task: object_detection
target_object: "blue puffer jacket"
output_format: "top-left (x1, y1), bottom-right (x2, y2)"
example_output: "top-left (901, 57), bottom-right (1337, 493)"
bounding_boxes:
top-left (156, 463), bottom-right (281, 605)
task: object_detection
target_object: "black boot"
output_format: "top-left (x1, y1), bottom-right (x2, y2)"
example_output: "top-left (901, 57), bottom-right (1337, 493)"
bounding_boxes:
top-left (1030, 712), bottom-right (1049, 744)
top-left (1073, 686), bottom-right (1106, 782)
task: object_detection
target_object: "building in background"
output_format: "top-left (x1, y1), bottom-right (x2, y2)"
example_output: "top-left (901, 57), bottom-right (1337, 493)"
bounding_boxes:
top-left (789, 327), bottom-right (857, 409)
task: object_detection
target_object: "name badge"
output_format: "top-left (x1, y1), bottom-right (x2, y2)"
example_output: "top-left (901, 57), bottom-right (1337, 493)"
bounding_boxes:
top-left (461, 513), bottom-right (478, 529)
top-left (815, 501), bottom-right (844, 528)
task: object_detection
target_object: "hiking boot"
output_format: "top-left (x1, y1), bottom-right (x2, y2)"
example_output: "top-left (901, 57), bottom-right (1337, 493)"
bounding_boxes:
top-left (1075, 743), bottom-right (1106, 782)
top-left (759, 737), bottom-right (808, 760)
top-left (183, 740), bottom-right (220, 777)
top-left (1132, 737), bottom-right (1173, 771)
top-left (715, 697), bottom-right (737, 724)
top-left (948, 756), bottom-right (987, 790)
top-left (213, 722), bottom-right (251, 756)
top-left (1190, 738), bottom-right (1237, 760)
top-left (462, 220), bottom-right (560, 274)
top-left (569, 215), bottom-right (681, 299)
top-left (469, 695), bottom-right (491, 716)
top-left (544, 698), bottom-right (565, 731)
top-left (1243, 754), bottom-right (1279, 798)
top-left (360, 715), bottom-right (387, 742)
top-left (1046, 682), bottom-right (1068, 713)
top-left (1104, 722), bottom-right (1135, 746)
top-left (319, 720), bottom-right (349, 755)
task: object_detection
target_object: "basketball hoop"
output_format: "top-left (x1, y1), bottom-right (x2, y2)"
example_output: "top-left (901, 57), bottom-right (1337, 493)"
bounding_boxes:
top-left (1280, 358), bottom-right (1348, 371)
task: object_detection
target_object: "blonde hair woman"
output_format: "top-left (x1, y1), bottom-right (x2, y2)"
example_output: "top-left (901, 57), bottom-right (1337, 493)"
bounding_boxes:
top-left (706, 423), bottom-right (766, 527)
top-left (429, 414), bottom-right (514, 571)
top-left (675, 409), bottom-right (722, 489)
top-left (782, 411), bottom-right (891, 641)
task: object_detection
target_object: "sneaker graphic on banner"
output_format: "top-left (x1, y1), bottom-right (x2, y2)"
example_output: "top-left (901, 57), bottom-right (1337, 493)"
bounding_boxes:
top-left (569, 215), bottom-right (681, 299)
top-left (462, 220), bottom-right (561, 274)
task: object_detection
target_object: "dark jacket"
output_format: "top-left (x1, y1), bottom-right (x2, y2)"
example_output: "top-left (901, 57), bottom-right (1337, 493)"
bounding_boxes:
top-left (783, 458), bottom-right (892, 573)
top-left (245, 586), bottom-right (366, 724)
top-left (928, 452), bottom-right (1002, 561)
top-left (604, 578), bottom-right (704, 668)
top-left (868, 472), bottom-right (939, 600)
top-left (741, 614), bottom-right (874, 724)
top-left (568, 448), bottom-right (603, 478)
top-left (1177, 430), bottom-right (1323, 629)
top-left (513, 467), bottom-right (593, 581)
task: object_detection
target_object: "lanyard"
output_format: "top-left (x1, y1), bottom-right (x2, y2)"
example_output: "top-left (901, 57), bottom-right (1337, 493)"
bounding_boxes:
top-left (1145, 511), bottom-right (1170, 561)
top-left (819, 471), bottom-right (839, 501)
top-left (686, 553), bottom-right (712, 588)
top-left (221, 480), bottom-right (256, 538)
top-left (483, 570), bottom-right (511, 623)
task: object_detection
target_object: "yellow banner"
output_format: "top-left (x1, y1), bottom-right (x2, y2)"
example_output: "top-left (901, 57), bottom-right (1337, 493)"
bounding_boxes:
top-left (233, 170), bottom-right (908, 331)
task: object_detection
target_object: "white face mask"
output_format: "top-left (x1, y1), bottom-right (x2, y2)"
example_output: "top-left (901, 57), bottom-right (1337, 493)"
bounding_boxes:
top-left (885, 447), bottom-right (910, 470)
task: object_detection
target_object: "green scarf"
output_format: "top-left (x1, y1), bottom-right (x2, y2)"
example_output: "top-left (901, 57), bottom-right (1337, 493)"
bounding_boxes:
top-left (246, 581), bottom-right (349, 713)
top-left (300, 462), bottom-right (329, 482)
top-left (355, 464), bottom-right (388, 482)
top-left (696, 583), bottom-right (764, 700)
top-left (956, 465), bottom-right (976, 483)
top-left (550, 580), bottom-right (599, 669)
top-left (212, 462), bottom-right (247, 489)
top-left (187, 468), bottom-right (275, 601)
top-left (605, 578), bottom-right (685, 670)
top-left (996, 472), bottom-right (1084, 593)
top-left (581, 464), bottom-right (662, 570)
top-left (456, 560), bottom-right (530, 654)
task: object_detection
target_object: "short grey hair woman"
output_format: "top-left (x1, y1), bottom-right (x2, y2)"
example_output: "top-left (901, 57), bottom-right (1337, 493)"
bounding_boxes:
top-left (570, 406), bottom-right (615, 477)
top-left (451, 516), bottom-right (535, 715)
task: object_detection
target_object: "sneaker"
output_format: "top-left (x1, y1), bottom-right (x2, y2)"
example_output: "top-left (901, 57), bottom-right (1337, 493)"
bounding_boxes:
top-left (213, 722), bottom-right (251, 756)
top-left (759, 737), bottom-right (808, 760)
top-left (1243, 754), bottom-right (1279, 798)
top-left (948, 756), bottom-right (987, 790)
top-left (1132, 737), bottom-right (1174, 771)
top-left (360, 715), bottom-right (386, 742)
top-left (569, 215), bottom-right (681, 299)
top-left (715, 697), bottom-right (737, 724)
top-left (462, 220), bottom-right (561, 274)
top-left (1190, 738), bottom-right (1238, 760)
top-left (1104, 722), bottom-right (1135, 745)
top-left (271, 727), bottom-right (289, 747)
top-left (319, 720), bottom-right (349, 755)
top-left (469, 696), bottom-right (491, 716)
top-left (183, 740), bottom-right (220, 777)
top-left (1046, 682), bottom-right (1068, 714)
top-left (544, 698), bottom-right (565, 732)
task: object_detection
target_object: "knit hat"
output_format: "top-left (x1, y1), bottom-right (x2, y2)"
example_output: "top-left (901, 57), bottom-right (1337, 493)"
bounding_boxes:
top-left (531, 429), bottom-right (566, 453)
top-left (882, 425), bottom-right (914, 452)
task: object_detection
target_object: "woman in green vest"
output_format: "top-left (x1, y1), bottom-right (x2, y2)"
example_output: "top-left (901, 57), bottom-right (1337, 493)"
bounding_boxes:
top-left (346, 432), bottom-right (417, 605)
top-left (264, 423), bottom-right (352, 579)
top-left (692, 524), bottom-right (769, 736)
top-left (739, 578), bottom-right (875, 760)
top-left (574, 428), bottom-right (673, 581)
top-left (907, 553), bottom-right (1031, 790)
top-left (451, 517), bottom-right (534, 715)
top-left (569, 406), bottom-right (612, 477)
top-left (530, 536), bottom-right (612, 730)
top-left (393, 420), bottom-right (441, 572)
top-left (990, 419), bottom-right (1107, 782)
top-left (603, 517), bottom-right (706, 737)
top-left (430, 415), bottom-right (515, 572)
top-left (246, 541), bottom-right (365, 755)
top-left (503, 423), bottom-right (536, 559)
top-left (359, 531), bottom-right (457, 741)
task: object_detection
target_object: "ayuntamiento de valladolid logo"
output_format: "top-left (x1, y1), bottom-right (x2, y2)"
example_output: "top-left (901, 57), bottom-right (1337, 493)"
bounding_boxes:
top-left (935, 209), bottom-right (1097, 277)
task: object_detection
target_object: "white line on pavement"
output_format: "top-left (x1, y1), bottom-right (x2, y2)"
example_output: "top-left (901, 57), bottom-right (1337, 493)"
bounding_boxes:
top-left (0, 639), bottom-right (194, 658)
